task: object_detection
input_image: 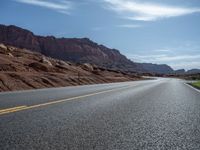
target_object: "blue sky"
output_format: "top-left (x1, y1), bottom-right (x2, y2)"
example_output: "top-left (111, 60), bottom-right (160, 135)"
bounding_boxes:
top-left (1, 0), bottom-right (200, 70)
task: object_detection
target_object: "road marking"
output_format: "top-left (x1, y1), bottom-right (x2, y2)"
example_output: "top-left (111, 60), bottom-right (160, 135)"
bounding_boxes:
top-left (0, 106), bottom-right (28, 115)
top-left (0, 106), bottom-right (27, 113)
top-left (0, 85), bottom-right (134, 116)
top-left (184, 83), bottom-right (200, 93)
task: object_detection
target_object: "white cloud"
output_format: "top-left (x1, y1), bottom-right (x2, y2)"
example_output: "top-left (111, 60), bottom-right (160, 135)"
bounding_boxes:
top-left (129, 54), bottom-right (200, 62)
top-left (103, 0), bottom-right (200, 21)
top-left (156, 55), bottom-right (200, 62)
top-left (171, 61), bottom-right (200, 70)
top-left (153, 49), bottom-right (173, 53)
top-left (128, 53), bottom-right (200, 70)
top-left (91, 24), bottom-right (141, 31)
top-left (117, 24), bottom-right (141, 28)
top-left (14, 0), bottom-right (72, 14)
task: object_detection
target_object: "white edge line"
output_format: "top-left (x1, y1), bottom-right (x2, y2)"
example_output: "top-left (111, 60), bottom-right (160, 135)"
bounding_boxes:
top-left (184, 83), bottom-right (200, 93)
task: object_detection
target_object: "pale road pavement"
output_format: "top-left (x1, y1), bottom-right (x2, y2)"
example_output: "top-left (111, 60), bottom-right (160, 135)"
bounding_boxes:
top-left (0, 78), bottom-right (200, 150)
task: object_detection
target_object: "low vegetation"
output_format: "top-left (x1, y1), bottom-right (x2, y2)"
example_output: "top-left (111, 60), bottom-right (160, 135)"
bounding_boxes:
top-left (176, 73), bottom-right (200, 80)
top-left (191, 81), bottom-right (200, 89)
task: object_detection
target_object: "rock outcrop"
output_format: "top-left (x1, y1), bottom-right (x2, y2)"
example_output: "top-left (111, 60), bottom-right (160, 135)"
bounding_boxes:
top-left (0, 25), bottom-right (136, 73)
top-left (0, 44), bottom-right (141, 92)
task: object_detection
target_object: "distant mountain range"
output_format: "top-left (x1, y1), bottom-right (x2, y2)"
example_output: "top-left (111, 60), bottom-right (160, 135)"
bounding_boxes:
top-left (174, 69), bottom-right (200, 75)
top-left (136, 63), bottom-right (174, 74)
top-left (0, 24), bottom-right (199, 74)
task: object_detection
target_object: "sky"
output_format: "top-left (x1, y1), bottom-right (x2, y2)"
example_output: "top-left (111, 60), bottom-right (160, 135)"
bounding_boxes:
top-left (1, 0), bottom-right (200, 70)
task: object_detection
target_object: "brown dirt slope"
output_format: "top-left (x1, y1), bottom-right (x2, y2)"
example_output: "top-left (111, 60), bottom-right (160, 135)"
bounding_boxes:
top-left (0, 44), bottom-right (141, 92)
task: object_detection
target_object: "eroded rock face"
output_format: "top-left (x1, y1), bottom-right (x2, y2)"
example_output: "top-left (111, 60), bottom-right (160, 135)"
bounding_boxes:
top-left (0, 25), bottom-right (136, 72)
top-left (0, 25), bottom-right (41, 52)
top-left (0, 44), bottom-right (141, 92)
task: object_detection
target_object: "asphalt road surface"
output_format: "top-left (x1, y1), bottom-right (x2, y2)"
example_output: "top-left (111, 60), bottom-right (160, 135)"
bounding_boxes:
top-left (0, 78), bottom-right (200, 150)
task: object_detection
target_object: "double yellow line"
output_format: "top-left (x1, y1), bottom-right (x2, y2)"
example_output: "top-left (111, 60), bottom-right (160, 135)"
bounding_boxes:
top-left (0, 105), bottom-right (28, 115)
top-left (0, 85), bottom-right (133, 116)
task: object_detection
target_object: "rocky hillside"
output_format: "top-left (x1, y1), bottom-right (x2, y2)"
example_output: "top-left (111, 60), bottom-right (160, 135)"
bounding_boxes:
top-left (0, 24), bottom-right (137, 72)
top-left (0, 43), bottom-right (141, 92)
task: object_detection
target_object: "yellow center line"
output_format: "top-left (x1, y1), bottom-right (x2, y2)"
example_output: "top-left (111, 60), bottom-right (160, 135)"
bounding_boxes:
top-left (0, 106), bottom-right (28, 115)
top-left (0, 85), bottom-right (134, 116)
top-left (0, 106), bottom-right (27, 113)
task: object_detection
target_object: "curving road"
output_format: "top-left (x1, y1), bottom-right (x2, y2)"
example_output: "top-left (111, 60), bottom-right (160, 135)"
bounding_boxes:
top-left (0, 78), bottom-right (200, 150)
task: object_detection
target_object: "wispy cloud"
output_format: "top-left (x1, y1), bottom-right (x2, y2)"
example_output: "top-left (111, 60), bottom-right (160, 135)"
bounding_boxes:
top-left (128, 53), bottom-right (200, 69)
top-left (129, 54), bottom-right (200, 62)
top-left (14, 0), bottom-right (73, 14)
top-left (103, 0), bottom-right (200, 21)
top-left (171, 61), bottom-right (200, 70)
top-left (117, 24), bottom-right (141, 28)
top-left (91, 24), bottom-right (141, 31)
top-left (153, 49), bottom-right (173, 53)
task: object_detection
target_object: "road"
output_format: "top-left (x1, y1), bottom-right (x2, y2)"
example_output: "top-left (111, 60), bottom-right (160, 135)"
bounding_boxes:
top-left (0, 78), bottom-right (200, 150)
